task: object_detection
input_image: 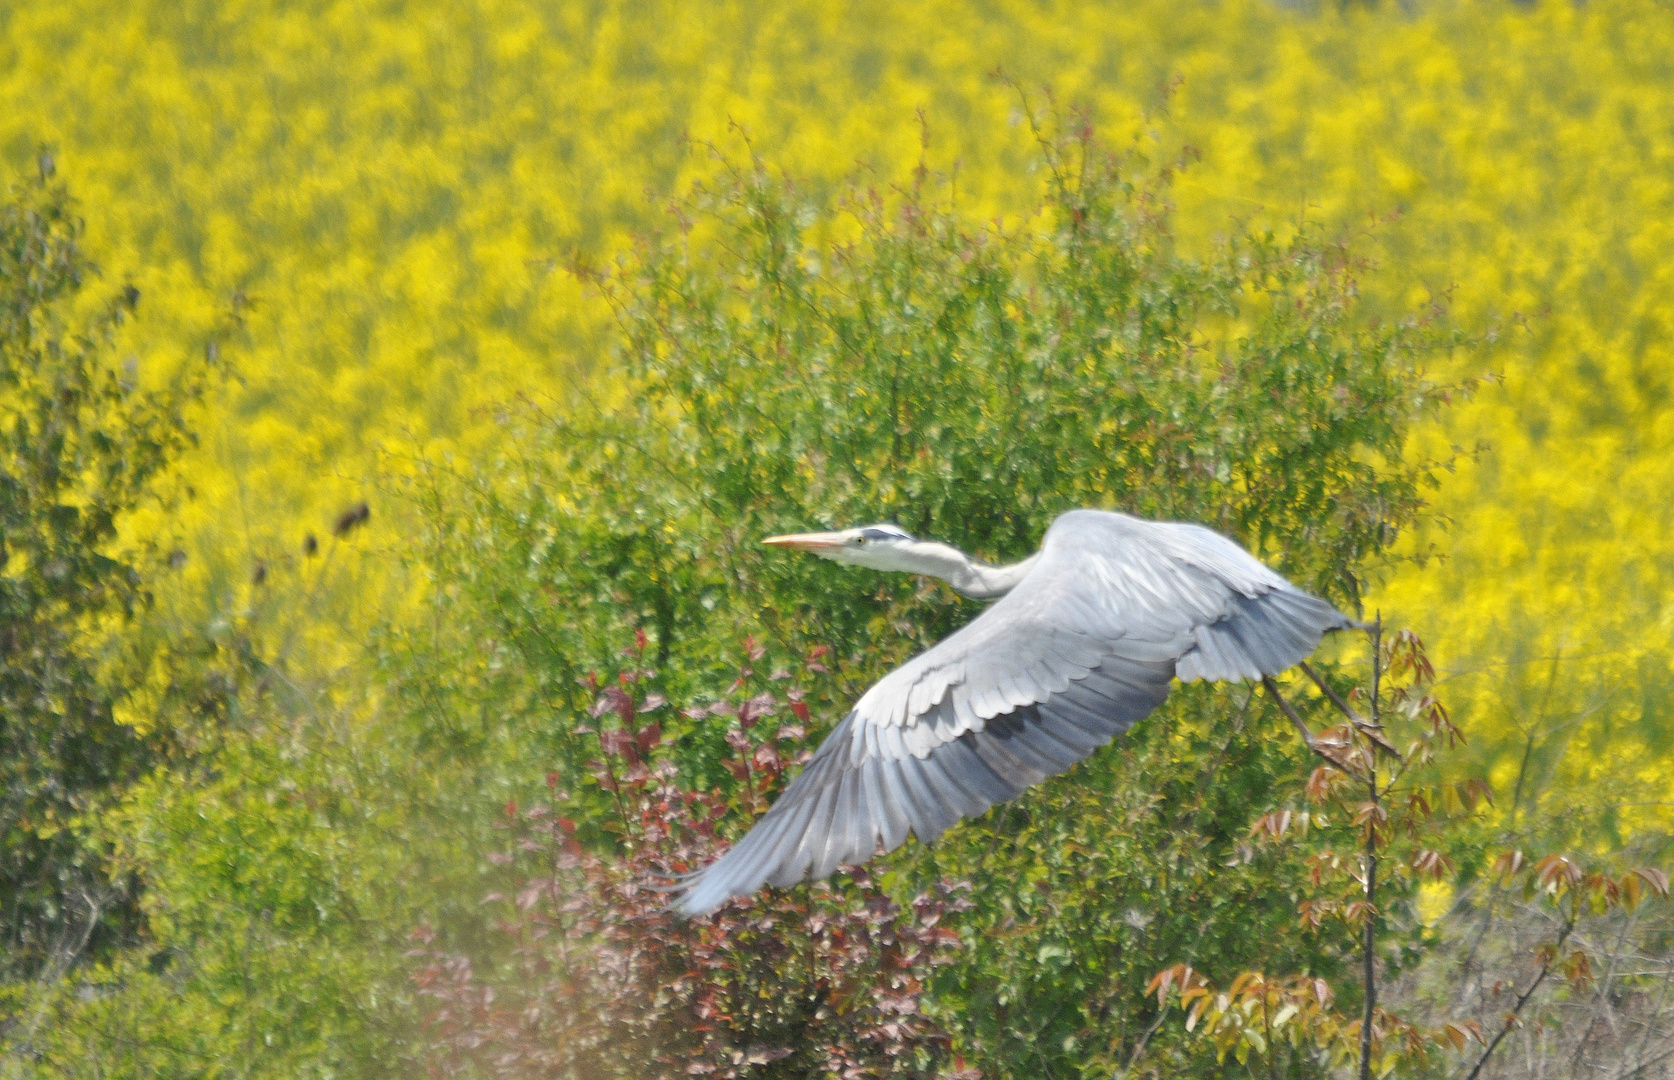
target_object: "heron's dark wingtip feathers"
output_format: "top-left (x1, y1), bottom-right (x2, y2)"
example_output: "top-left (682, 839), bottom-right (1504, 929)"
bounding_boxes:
top-left (671, 712), bottom-right (945, 917)
top-left (1177, 586), bottom-right (1356, 683)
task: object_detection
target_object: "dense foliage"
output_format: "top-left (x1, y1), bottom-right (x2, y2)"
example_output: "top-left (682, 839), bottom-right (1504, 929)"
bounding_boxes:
top-left (412, 649), bottom-right (974, 1079)
top-left (0, 173), bottom-right (216, 989)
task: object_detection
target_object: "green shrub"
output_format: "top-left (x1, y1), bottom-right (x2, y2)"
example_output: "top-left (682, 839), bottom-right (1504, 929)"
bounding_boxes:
top-left (0, 169), bottom-right (218, 993)
top-left (397, 109), bottom-right (1463, 1076)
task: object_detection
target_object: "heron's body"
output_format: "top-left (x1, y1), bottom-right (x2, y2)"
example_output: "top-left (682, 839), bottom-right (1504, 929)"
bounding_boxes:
top-left (671, 509), bottom-right (1353, 916)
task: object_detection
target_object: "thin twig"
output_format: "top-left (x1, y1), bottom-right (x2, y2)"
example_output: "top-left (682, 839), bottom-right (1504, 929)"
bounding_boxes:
top-left (1618, 956), bottom-right (1674, 1078)
top-left (1300, 660), bottom-right (1403, 760)
top-left (1300, 661), bottom-right (1367, 723)
top-left (1123, 1009), bottom-right (1168, 1077)
top-left (1609, 1033), bottom-right (1674, 1080)
top-left (1464, 918), bottom-right (1575, 1080)
top-left (1358, 616), bottom-right (1382, 1080)
top-left (1263, 676), bottom-right (1357, 772)
top-left (1, 888), bottom-right (106, 1077)
top-left (1262, 677), bottom-right (1318, 747)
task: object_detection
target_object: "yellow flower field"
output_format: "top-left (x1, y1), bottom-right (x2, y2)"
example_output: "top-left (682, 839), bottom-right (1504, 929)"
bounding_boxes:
top-left (3, 0), bottom-right (1670, 847)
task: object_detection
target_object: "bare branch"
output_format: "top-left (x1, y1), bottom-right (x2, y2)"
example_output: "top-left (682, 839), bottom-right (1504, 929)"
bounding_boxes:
top-left (1263, 676), bottom-right (1355, 771)
top-left (1300, 660), bottom-right (1367, 724)
top-left (1357, 616), bottom-right (1382, 1080)
top-left (1300, 660), bottom-right (1403, 761)
top-left (1464, 918), bottom-right (1576, 1080)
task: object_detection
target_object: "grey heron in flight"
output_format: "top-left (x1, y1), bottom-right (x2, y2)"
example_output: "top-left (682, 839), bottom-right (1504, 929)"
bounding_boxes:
top-left (671, 509), bottom-right (1354, 916)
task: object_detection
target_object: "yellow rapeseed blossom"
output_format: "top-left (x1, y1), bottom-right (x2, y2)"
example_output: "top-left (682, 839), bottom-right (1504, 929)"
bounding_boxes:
top-left (2, 0), bottom-right (1670, 834)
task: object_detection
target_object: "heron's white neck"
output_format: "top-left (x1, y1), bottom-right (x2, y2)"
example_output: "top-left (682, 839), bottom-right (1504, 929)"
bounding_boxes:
top-left (885, 541), bottom-right (1040, 601)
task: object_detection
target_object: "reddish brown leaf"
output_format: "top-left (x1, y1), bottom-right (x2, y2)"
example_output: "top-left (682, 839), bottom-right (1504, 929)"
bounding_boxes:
top-left (1635, 866), bottom-right (1671, 899)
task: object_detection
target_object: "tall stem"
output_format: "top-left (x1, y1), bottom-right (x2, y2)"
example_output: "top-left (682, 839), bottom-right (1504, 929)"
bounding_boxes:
top-left (1359, 817), bottom-right (1377, 1080)
top-left (1359, 615), bottom-right (1383, 1080)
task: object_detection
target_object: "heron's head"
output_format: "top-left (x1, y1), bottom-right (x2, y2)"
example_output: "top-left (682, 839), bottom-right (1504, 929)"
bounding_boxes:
top-left (762, 523), bottom-right (921, 571)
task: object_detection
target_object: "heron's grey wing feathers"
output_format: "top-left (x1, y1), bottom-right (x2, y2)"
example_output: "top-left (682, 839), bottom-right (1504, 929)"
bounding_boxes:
top-left (671, 652), bottom-right (1175, 915)
top-left (671, 510), bottom-right (1353, 916)
top-left (1175, 590), bottom-right (1351, 682)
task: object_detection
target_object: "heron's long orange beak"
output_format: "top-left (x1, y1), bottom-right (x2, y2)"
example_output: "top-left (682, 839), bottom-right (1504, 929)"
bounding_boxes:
top-left (762, 531), bottom-right (847, 553)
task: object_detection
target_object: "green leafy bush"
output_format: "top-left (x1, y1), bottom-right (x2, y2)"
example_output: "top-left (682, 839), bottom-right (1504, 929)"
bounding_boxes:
top-left (396, 110), bottom-right (1463, 1076)
top-left (0, 169), bottom-right (219, 992)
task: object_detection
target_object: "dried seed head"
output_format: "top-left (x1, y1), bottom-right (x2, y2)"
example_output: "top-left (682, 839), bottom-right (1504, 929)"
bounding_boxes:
top-left (332, 501), bottom-right (370, 537)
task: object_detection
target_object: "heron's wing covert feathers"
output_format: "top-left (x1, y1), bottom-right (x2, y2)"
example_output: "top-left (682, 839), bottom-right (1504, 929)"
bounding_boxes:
top-left (672, 510), bottom-right (1352, 915)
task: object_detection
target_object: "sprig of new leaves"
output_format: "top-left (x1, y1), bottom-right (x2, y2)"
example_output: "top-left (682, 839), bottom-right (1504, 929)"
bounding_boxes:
top-left (1150, 627), bottom-right (1669, 1078)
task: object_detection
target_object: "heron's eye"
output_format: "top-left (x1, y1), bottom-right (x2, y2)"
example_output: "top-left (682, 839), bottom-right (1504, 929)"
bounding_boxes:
top-left (855, 536), bottom-right (866, 545)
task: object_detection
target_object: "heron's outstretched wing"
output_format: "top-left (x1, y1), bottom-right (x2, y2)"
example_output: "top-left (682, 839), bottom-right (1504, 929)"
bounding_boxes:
top-left (672, 509), bottom-right (1352, 915)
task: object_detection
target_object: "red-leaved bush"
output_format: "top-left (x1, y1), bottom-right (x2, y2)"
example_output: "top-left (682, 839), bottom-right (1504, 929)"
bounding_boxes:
top-left (409, 644), bottom-right (977, 1079)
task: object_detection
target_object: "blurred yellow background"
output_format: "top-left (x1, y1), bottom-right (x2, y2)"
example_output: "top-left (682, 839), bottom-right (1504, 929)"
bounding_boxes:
top-left (4, 0), bottom-right (1670, 834)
